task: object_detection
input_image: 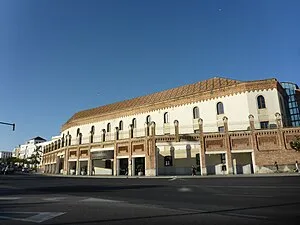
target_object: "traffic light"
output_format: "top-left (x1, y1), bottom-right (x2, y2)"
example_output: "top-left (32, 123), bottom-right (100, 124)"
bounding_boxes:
top-left (12, 123), bottom-right (15, 131)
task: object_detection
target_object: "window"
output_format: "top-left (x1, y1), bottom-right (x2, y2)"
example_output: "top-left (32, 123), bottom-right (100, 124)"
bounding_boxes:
top-left (164, 112), bottom-right (169, 123)
top-left (217, 102), bottom-right (224, 115)
top-left (77, 128), bottom-right (80, 137)
top-left (146, 115), bottom-right (151, 124)
top-left (78, 133), bottom-right (82, 144)
top-left (220, 153), bottom-right (226, 164)
top-left (164, 156), bottom-right (173, 166)
top-left (68, 135), bottom-right (72, 145)
top-left (132, 118), bottom-right (136, 128)
top-left (105, 160), bottom-right (112, 169)
top-left (119, 120), bottom-right (123, 130)
top-left (90, 126), bottom-right (95, 143)
top-left (260, 121), bottom-right (269, 129)
top-left (102, 129), bottom-right (106, 142)
top-left (193, 107), bottom-right (199, 119)
top-left (218, 126), bottom-right (225, 132)
top-left (257, 95), bottom-right (266, 109)
top-left (107, 123), bottom-right (111, 132)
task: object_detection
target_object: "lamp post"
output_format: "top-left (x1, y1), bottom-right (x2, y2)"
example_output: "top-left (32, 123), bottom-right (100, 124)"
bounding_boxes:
top-left (0, 121), bottom-right (15, 131)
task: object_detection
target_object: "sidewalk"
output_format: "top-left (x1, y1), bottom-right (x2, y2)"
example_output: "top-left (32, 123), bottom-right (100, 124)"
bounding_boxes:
top-left (40, 172), bottom-right (300, 179)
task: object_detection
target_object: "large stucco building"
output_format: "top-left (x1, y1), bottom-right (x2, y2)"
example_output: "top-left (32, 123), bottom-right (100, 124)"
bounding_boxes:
top-left (42, 77), bottom-right (300, 176)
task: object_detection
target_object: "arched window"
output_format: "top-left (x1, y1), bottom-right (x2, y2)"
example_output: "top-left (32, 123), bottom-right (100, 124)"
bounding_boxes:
top-left (68, 135), bottom-right (72, 146)
top-left (76, 128), bottom-right (80, 137)
top-left (78, 133), bottom-right (82, 145)
top-left (257, 95), bottom-right (266, 109)
top-left (90, 126), bottom-right (95, 143)
top-left (132, 118), bottom-right (137, 128)
top-left (58, 139), bottom-right (61, 149)
top-left (119, 121), bottom-right (123, 130)
top-left (146, 115), bottom-right (151, 124)
top-left (61, 134), bottom-right (65, 147)
top-left (164, 112), bottom-right (169, 123)
top-left (107, 123), bottom-right (111, 132)
top-left (217, 102), bottom-right (224, 115)
top-left (193, 107), bottom-right (199, 119)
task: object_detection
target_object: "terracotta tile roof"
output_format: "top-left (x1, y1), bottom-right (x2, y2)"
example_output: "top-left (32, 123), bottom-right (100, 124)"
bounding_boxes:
top-left (65, 77), bottom-right (241, 125)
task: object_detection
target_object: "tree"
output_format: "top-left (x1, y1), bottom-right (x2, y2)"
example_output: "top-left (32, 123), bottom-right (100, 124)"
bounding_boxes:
top-left (27, 145), bottom-right (43, 171)
top-left (290, 136), bottom-right (300, 152)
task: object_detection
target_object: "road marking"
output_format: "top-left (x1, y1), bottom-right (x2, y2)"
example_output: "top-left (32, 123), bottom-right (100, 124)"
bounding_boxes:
top-left (216, 193), bottom-right (273, 198)
top-left (0, 212), bottom-right (65, 223)
top-left (0, 197), bottom-right (21, 200)
top-left (43, 197), bottom-right (66, 201)
top-left (81, 197), bottom-right (122, 203)
top-left (178, 208), bottom-right (268, 220)
top-left (199, 185), bottom-right (300, 189)
top-left (178, 187), bottom-right (192, 192)
top-left (221, 212), bottom-right (268, 219)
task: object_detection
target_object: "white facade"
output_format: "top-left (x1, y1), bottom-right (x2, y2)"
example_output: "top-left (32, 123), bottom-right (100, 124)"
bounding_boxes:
top-left (0, 151), bottom-right (12, 159)
top-left (61, 88), bottom-right (284, 144)
top-left (19, 137), bottom-right (46, 159)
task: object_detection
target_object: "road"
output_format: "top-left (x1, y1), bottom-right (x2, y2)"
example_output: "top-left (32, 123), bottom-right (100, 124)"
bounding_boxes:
top-left (1, 174), bottom-right (300, 225)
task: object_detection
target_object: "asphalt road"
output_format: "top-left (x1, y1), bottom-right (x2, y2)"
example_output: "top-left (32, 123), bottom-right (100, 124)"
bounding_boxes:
top-left (1, 174), bottom-right (300, 225)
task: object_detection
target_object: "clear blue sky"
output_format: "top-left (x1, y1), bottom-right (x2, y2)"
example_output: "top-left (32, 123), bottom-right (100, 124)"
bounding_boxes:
top-left (1, 0), bottom-right (300, 151)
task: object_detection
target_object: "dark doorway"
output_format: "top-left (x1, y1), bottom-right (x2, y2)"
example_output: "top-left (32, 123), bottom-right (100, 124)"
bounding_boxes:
top-left (134, 157), bottom-right (145, 175)
top-left (119, 158), bottom-right (128, 175)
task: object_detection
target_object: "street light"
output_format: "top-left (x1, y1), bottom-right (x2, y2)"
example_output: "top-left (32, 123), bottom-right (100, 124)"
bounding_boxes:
top-left (0, 121), bottom-right (15, 131)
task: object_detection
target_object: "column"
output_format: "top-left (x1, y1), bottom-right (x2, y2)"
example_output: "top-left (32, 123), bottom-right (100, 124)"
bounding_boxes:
top-left (198, 118), bottom-right (207, 176)
top-left (275, 113), bottom-right (285, 149)
top-left (174, 120), bottom-right (179, 142)
top-left (223, 116), bottom-right (233, 174)
top-left (113, 141), bottom-right (118, 176)
top-left (76, 148), bottom-right (80, 175)
top-left (249, 114), bottom-right (257, 174)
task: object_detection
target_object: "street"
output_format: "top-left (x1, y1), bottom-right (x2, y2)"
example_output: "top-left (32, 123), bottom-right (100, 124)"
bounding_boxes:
top-left (1, 174), bottom-right (300, 225)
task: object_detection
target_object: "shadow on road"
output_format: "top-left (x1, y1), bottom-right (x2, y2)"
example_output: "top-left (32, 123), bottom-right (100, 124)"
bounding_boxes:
top-left (44, 201), bottom-right (300, 225)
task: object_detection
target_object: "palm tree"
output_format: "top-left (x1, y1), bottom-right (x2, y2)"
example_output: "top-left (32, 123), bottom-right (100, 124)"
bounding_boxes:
top-left (290, 136), bottom-right (300, 152)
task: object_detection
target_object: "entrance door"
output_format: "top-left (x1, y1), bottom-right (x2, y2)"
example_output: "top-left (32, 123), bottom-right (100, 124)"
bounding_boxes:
top-left (119, 158), bottom-right (128, 175)
top-left (134, 157), bottom-right (145, 175)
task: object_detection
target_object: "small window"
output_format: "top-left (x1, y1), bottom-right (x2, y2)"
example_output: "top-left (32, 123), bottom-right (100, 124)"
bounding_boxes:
top-left (91, 126), bottom-right (95, 134)
top-left (164, 112), bottom-right (169, 123)
top-left (105, 160), bottom-right (112, 168)
top-left (78, 133), bottom-right (82, 144)
top-left (119, 121), bottom-right (123, 130)
top-left (217, 102), bottom-right (224, 115)
top-left (132, 118), bottom-right (137, 128)
top-left (146, 115), bottom-right (151, 124)
top-left (107, 123), bottom-right (111, 132)
top-left (193, 107), bottom-right (199, 119)
top-left (260, 121), bottom-right (269, 129)
top-left (77, 128), bottom-right (80, 137)
top-left (257, 95), bottom-right (266, 109)
top-left (218, 126), bottom-right (225, 132)
top-left (164, 156), bottom-right (173, 166)
top-left (220, 153), bottom-right (226, 164)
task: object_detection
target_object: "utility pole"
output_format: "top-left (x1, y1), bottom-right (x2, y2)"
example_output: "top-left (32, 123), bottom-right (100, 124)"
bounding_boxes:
top-left (0, 121), bottom-right (15, 131)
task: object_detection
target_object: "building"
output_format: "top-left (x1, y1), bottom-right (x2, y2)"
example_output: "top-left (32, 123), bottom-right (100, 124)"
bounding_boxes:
top-left (42, 77), bottom-right (300, 176)
top-left (12, 146), bottom-right (21, 158)
top-left (19, 136), bottom-right (47, 159)
top-left (281, 82), bottom-right (300, 127)
top-left (0, 151), bottom-right (12, 159)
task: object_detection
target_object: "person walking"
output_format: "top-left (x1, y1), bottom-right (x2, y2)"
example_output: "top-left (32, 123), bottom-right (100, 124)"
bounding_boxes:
top-left (295, 161), bottom-right (299, 173)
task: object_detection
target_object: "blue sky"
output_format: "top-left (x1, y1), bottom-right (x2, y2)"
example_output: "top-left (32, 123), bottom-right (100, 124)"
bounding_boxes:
top-left (0, 0), bottom-right (300, 151)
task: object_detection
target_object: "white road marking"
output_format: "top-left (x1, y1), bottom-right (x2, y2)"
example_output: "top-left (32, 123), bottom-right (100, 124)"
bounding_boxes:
top-left (178, 208), bottom-right (268, 219)
top-left (222, 212), bottom-right (268, 219)
top-left (178, 187), bottom-right (192, 192)
top-left (81, 197), bottom-right (122, 203)
top-left (26, 212), bottom-right (66, 223)
top-left (0, 197), bottom-right (21, 200)
top-left (43, 197), bottom-right (66, 201)
top-left (216, 193), bottom-right (273, 198)
top-left (0, 212), bottom-right (65, 223)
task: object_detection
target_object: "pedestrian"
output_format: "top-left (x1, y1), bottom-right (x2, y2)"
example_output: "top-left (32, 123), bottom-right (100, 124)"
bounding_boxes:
top-left (92, 166), bottom-right (95, 176)
top-left (274, 161), bottom-right (279, 172)
top-left (295, 161), bottom-right (299, 173)
top-left (191, 165), bottom-right (196, 176)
